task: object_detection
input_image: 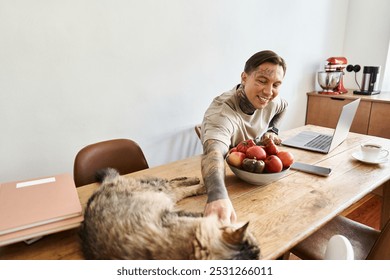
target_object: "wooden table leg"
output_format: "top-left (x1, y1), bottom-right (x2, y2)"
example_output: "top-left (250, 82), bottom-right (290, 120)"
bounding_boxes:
top-left (381, 180), bottom-right (390, 229)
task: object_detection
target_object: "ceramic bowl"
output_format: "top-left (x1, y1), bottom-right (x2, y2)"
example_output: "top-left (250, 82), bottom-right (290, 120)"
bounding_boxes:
top-left (226, 161), bottom-right (290, 185)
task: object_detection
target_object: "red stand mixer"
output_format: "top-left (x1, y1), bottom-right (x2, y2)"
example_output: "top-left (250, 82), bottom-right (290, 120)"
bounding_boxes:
top-left (318, 57), bottom-right (348, 94)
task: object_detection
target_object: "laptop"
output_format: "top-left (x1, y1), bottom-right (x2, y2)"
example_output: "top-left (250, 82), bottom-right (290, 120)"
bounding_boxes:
top-left (282, 98), bottom-right (361, 153)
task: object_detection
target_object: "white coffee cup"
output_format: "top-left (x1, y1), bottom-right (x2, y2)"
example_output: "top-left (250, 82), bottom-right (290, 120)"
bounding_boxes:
top-left (360, 143), bottom-right (389, 161)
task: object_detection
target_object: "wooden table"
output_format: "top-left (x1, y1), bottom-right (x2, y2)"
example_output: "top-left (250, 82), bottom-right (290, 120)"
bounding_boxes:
top-left (1, 125), bottom-right (389, 260)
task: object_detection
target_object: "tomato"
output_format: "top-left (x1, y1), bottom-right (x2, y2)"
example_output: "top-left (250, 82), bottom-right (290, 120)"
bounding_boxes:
top-left (264, 139), bottom-right (279, 155)
top-left (236, 139), bottom-right (256, 153)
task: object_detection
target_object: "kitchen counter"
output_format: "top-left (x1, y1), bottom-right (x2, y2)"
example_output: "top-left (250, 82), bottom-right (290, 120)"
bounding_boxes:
top-left (306, 90), bottom-right (390, 138)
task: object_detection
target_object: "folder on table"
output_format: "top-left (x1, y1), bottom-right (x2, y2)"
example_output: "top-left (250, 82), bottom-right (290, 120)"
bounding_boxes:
top-left (0, 215), bottom-right (83, 246)
top-left (0, 173), bottom-right (83, 241)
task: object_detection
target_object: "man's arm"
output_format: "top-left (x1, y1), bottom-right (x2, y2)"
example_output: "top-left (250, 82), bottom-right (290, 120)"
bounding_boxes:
top-left (201, 139), bottom-right (237, 224)
top-left (268, 108), bottom-right (286, 129)
top-left (262, 104), bottom-right (287, 145)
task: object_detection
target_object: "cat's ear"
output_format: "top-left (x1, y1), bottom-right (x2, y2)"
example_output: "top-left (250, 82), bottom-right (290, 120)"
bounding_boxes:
top-left (234, 221), bottom-right (249, 240)
top-left (222, 222), bottom-right (250, 245)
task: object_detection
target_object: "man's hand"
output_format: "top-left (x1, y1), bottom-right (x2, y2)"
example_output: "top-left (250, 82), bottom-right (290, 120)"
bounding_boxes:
top-left (201, 139), bottom-right (234, 223)
top-left (261, 132), bottom-right (282, 145)
top-left (204, 198), bottom-right (237, 225)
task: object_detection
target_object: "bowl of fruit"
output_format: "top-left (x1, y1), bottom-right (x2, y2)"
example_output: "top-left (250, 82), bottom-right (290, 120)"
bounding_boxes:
top-left (226, 138), bottom-right (294, 185)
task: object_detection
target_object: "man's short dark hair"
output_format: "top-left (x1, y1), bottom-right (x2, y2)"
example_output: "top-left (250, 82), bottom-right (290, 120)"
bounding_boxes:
top-left (244, 50), bottom-right (286, 76)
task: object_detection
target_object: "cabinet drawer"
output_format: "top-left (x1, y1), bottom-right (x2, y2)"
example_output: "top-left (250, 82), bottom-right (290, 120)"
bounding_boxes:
top-left (368, 102), bottom-right (390, 138)
top-left (306, 96), bottom-right (370, 134)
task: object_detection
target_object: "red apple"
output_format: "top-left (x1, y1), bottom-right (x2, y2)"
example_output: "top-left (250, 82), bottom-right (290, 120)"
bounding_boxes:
top-left (264, 155), bottom-right (283, 173)
top-left (277, 150), bottom-right (294, 168)
top-left (227, 151), bottom-right (246, 168)
top-left (246, 146), bottom-right (267, 160)
top-left (236, 139), bottom-right (256, 153)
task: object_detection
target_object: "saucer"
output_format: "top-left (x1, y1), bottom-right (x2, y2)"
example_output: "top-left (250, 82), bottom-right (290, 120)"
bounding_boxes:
top-left (352, 151), bottom-right (389, 164)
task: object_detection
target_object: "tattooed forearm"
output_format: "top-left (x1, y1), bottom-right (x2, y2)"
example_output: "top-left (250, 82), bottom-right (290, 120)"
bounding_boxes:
top-left (201, 139), bottom-right (229, 202)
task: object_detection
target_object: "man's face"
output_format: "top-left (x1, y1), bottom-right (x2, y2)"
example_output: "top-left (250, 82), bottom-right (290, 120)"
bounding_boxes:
top-left (241, 62), bottom-right (284, 109)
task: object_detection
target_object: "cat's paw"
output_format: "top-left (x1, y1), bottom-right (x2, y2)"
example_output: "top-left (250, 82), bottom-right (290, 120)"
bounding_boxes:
top-left (196, 184), bottom-right (207, 195)
top-left (169, 177), bottom-right (201, 187)
top-left (192, 238), bottom-right (210, 260)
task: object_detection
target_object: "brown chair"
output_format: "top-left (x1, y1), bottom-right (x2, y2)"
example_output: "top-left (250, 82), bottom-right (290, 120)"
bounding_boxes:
top-left (73, 139), bottom-right (149, 187)
top-left (290, 215), bottom-right (390, 260)
top-left (195, 124), bottom-right (201, 140)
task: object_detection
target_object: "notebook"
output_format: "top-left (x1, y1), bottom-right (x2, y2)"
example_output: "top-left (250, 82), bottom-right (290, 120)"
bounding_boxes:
top-left (0, 173), bottom-right (82, 235)
top-left (0, 215), bottom-right (83, 247)
top-left (282, 98), bottom-right (361, 153)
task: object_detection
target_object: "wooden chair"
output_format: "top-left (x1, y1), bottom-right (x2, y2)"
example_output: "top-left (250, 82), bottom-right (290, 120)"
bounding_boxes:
top-left (290, 215), bottom-right (390, 260)
top-left (195, 124), bottom-right (201, 140)
top-left (73, 139), bottom-right (149, 187)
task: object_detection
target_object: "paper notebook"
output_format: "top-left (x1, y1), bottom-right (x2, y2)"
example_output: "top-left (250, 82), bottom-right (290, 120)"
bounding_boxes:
top-left (0, 173), bottom-right (82, 235)
top-left (0, 215), bottom-right (83, 246)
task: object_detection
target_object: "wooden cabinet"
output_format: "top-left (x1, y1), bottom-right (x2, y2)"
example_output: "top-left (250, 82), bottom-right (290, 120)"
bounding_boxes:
top-left (306, 90), bottom-right (390, 139)
top-left (368, 102), bottom-right (390, 137)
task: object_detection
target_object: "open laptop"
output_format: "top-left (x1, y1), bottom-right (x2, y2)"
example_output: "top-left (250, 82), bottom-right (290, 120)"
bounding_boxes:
top-left (282, 98), bottom-right (360, 153)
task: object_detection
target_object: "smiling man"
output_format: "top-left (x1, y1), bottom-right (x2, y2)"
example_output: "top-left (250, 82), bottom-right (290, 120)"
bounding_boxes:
top-left (200, 50), bottom-right (288, 224)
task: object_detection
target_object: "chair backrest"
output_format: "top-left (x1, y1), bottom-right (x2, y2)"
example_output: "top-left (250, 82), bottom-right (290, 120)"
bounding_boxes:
top-left (324, 235), bottom-right (354, 260)
top-left (73, 139), bottom-right (149, 187)
top-left (195, 124), bottom-right (201, 140)
top-left (366, 218), bottom-right (390, 260)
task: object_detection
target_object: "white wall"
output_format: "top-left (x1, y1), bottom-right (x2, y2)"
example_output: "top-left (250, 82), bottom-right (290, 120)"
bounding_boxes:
top-left (342, 0), bottom-right (390, 90)
top-left (2, 0), bottom-right (386, 182)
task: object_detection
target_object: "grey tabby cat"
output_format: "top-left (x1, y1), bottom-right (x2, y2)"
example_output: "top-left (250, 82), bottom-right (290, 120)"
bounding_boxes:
top-left (79, 168), bottom-right (260, 260)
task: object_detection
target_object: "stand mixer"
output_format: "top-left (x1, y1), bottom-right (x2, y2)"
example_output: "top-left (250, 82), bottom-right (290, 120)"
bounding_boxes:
top-left (318, 57), bottom-right (348, 94)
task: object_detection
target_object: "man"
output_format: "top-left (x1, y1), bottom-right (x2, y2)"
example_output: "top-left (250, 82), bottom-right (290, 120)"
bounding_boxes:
top-left (200, 50), bottom-right (287, 224)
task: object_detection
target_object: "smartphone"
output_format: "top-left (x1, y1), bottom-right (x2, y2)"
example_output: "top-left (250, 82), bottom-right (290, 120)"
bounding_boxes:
top-left (291, 162), bottom-right (332, 177)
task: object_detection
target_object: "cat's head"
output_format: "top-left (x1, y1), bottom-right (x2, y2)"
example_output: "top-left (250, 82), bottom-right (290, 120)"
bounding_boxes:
top-left (220, 222), bottom-right (260, 260)
top-left (194, 218), bottom-right (260, 260)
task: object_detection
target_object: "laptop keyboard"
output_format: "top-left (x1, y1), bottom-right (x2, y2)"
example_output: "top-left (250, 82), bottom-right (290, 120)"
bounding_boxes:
top-left (304, 134), bottom-right (332, 150)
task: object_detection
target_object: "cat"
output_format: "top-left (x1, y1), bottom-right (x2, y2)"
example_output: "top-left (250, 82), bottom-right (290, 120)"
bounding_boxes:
top-left (79, 168), bottom-right (260, 260)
